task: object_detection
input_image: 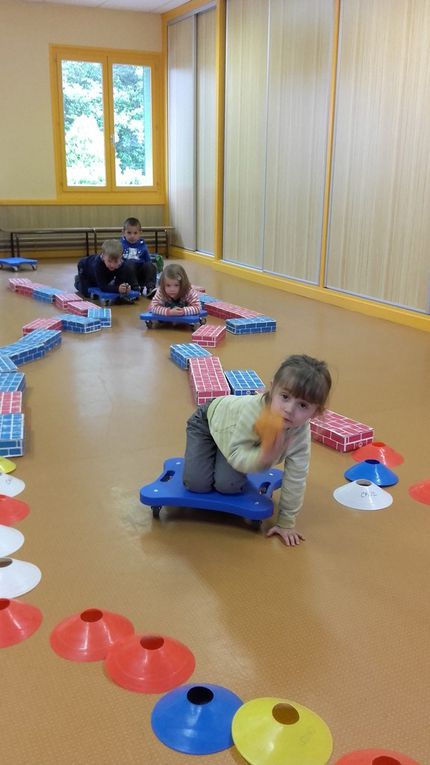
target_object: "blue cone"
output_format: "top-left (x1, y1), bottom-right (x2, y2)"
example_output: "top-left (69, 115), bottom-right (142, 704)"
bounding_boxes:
top-left (344, 459), bottom-right (399, 487)
top-left (151, 683), bottom-right (243, 755)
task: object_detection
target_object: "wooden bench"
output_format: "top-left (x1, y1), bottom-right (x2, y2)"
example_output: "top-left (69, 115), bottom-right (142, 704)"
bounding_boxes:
top-left (9, 228), bottom-right (93, 257)
top-left (93, 226), bottom-right (173, 257)
top-left (6, 226), bottom-right (173, 258)
top-left (0, 231), bottom-right (9, 254)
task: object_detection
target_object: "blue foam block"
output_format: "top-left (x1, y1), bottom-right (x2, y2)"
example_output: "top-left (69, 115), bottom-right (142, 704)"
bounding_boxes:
top-left (0, 341), bottom-right (45, 365)
top-left (0, 373), bottom-right (26, 392)
top-left (225, 316), bottom-right (277, 335)
top-left (87, 307), bottom-right (112, 327)
top-left (0, 356), bottom-right (19, 375)
top-left (20, 329), bottom-right (62, 351)
top-left (169, 343), bottom-right (212, 369)
top-left (61, 314), bottom-right (102, 333)
top-left (140, 310), bottom-right (207, 326)
top-left (139, 457), bottom-right (283, 521)
top-left (225, 369), bottom-right (265, 395)
top-left (32, 287), bottom-right (57, 302)
top-left (0, 257), bottom-right (38, 271)
top-left (0, 413), bottom-right (24, 457)
top-left (87, 287), bottom-right (140, 304)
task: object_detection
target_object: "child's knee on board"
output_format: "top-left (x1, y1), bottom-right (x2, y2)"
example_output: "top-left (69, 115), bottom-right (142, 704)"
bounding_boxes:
top-left (183, 475), bottom-right (213, 493)
top-left (213, 476), bottom-right (246, 495)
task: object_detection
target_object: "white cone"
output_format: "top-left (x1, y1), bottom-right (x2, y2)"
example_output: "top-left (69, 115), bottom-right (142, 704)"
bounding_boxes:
top-left (0, 557), bottom-right (41, 597)
top-left (333, 479), bottom-right (393, 511)
top-left (0, 473), bottom-right (25, 497)
top-left (0, 525), bottom-right (24, 556)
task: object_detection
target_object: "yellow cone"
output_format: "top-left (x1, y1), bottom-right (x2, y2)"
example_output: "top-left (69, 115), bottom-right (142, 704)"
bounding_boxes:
top-left (232, 697), bottom-right (332, 765)
top-left (0, 457), bottom-right (16, 474)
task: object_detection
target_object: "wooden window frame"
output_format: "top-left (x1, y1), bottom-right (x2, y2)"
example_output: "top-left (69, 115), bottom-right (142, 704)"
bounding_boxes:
top-left (49, 44), bottom-right (165, 204)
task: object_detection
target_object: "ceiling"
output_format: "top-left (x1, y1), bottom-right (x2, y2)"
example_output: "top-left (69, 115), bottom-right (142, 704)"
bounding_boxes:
top-left (23, 0), bottom-right (186, 13)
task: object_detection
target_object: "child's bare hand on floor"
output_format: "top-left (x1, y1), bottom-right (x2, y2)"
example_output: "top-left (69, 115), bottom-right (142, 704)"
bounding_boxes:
top-left (266, 525), bottom-right (305, 546)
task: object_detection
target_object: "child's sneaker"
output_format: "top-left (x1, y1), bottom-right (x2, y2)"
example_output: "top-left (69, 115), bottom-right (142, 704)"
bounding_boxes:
top-left (146, 285), bottom-right (157, 299)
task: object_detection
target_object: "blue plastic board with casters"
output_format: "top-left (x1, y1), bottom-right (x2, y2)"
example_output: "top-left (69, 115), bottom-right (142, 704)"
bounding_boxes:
top-left (140, 310), bottom-right (207, 328)
top-left (0, 257), bottom-right (38, 271)
top-left (87, 287), bottom-right (140, 305)
top-left (139, 457), bottom-right (283, 525)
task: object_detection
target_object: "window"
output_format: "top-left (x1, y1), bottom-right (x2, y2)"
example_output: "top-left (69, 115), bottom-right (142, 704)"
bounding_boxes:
top-left (50, 46), bottom-right (164, 203)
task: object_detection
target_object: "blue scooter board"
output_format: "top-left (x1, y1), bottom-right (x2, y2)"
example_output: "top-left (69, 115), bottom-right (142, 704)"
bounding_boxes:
top-left (0, 257), bottom-right (38, 271)
top-left (140, 310), bottom-right (207, 328)
top-left (139, 457), bottom-right (283, 527)
top-left (88, 287), bottom-right (140, 305)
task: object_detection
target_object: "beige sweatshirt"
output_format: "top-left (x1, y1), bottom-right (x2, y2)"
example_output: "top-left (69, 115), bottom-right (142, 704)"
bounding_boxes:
top-left (207, 393), bottom-right (311, 528)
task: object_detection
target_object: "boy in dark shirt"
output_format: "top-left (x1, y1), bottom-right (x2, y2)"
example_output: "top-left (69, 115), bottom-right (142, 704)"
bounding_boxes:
top-left (74, 239), bottom-right (138, 300)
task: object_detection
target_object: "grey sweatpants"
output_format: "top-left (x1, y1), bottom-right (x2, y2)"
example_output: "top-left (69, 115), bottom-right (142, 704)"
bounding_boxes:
top-left (183, 401), bottom-right (247, 494)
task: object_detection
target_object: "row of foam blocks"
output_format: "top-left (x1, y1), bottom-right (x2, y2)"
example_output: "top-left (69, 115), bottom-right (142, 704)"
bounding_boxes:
top-left (196, 294), bottom-right (276, 335)
top-left (8, 280), bottom-right (362, 445)
top-left (169, 294), bottom-right (274, 403)
top-left (0, 335), bottom-right (60, 457)
top-left (8, 276), bottom-right (112, 330)
top-left (170, 343), bottom-right (265, 403)
top-left (0, 278), bottom-right (112, 456)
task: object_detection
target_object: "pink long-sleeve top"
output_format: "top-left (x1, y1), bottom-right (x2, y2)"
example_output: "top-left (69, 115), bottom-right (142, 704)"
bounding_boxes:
top-left (149, 287), bottom-right (201, 316)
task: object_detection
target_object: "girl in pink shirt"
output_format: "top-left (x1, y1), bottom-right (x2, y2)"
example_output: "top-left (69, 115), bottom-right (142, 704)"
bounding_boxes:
top-left (149, 263), bottom-right (201, 316)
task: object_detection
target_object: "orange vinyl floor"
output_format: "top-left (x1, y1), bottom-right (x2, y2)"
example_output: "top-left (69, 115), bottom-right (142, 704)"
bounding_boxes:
top-left (0, 258), bottom-right (429, 765)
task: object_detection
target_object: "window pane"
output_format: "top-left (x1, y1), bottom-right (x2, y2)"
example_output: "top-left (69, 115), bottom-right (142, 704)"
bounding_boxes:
top-left (61, 60), bottom-right (106, 186)
top-left (112, 64), bottom-right (153, 187)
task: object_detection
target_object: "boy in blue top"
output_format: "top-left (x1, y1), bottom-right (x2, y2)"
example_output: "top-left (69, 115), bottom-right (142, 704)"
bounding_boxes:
top-left (74, 239), bottom-right (138, 300)
top-left (121, 217), bottom-right (157, 298)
